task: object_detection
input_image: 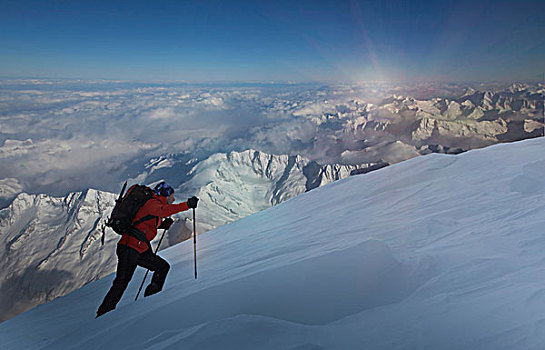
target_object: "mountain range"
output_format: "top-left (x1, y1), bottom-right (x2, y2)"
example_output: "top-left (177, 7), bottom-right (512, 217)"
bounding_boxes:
top-left (2, 137), bottom-right (545, 349)
top-left (0, 81), bottom-right (543, 322)
top-left (0, 149), bottom-right (384, 321)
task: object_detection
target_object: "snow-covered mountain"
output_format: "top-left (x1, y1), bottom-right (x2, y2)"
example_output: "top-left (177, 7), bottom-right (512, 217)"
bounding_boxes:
top-left (333, 84), bottom-right (544, 165)
top-left (175, 149), bottom-right (384, 230)
top-left (2, 137), bottom-right (545, 349)
top-left (0, 149), bottom-right (383, 322)
top-left (0, 190), bottom-right (117, 322)
top-left (1, 80), bottom-right (543, 324)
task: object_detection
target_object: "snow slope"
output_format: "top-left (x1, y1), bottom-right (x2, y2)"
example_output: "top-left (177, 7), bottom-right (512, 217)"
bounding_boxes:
top-left (0, 149), bottom-right (380, 322)
top-left (2, 137), bottom-right (545, 349)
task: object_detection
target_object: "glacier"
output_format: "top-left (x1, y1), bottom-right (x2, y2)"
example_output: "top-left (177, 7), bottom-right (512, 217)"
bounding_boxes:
top-left (2, 137), bottom-right (545, 349)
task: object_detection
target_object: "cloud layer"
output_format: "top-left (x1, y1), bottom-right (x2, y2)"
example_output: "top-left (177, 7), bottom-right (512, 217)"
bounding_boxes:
top-left (1, 79), bottom-right (542, 207)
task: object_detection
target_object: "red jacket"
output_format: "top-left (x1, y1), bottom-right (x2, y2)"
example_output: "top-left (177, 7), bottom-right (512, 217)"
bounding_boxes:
top-left (119, 195), bottom-right (189, 253)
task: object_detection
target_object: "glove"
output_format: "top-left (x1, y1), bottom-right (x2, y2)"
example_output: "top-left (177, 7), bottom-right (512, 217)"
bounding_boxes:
top-left (187, 196), bottom-right (199, 209)
top-left (158, 218), bottom-right (174, 230)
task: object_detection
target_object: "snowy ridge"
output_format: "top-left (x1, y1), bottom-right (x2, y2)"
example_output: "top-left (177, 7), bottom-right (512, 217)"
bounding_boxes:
top-left (323, 84), bottom-right (544, 165)
top-left (176, 149), bottom-right (379, 230)
top-left (386, 99), bottom-right (537, 143)
top-left (0, 149), bottom-right (381, 322)
top-left (0, 189), bottom-right (118, 322)
top-left (0, 81), bottom-right (543, 327)
top-left (2, 137), bottom-right (545, 349)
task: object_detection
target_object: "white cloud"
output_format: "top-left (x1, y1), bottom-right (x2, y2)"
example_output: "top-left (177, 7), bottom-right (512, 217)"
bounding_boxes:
top-left (0, 79), bottom-right (541, 206)
top-left (0, 178), bottom-right (23, 206)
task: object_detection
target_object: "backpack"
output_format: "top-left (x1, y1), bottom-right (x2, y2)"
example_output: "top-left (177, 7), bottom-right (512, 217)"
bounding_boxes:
top-left (104, 182), bottom-right (156, 243)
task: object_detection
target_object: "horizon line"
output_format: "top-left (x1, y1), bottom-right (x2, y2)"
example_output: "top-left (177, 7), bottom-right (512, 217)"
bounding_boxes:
top-left (1, 75), bottom-right (543, 85)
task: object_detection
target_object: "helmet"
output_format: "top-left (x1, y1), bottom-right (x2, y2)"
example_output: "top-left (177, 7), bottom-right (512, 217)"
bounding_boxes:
top-left (153, 182), bottom-right (174, 197)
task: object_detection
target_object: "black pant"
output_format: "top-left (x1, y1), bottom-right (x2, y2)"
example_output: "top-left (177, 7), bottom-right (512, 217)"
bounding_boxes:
top-left (97, 244), bottom-right (170, 315)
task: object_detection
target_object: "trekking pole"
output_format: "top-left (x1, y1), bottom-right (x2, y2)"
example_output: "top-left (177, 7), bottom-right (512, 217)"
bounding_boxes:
top-left (135, 229), bottom-right (167, 301)
top-left (193, 208), bottom-right (197, 279)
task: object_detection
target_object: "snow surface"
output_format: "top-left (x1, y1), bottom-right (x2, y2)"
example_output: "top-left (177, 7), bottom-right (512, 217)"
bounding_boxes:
top-left (2, 137), bottom-right (545, 349)
top-left (0, 149), bottom-right (379, 322)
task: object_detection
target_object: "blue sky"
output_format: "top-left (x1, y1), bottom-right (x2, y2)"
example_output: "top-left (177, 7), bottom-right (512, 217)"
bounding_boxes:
top-left (1, 0), bottom-right (544, 82)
